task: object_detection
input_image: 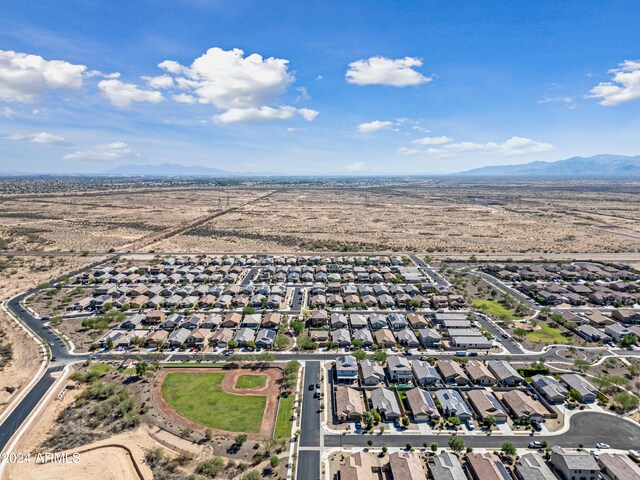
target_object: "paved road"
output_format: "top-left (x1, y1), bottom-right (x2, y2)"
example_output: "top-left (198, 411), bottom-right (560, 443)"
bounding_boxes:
top-left (324, 412), bottom-right (640, 450)
top-left (297, 361), bottom-right (321, 480)
top-left (0, 366), bottom-right (62, 452)
top-left (409, 253), bottom-right (449, 287)
top-left (471, 312), bottom-right (523, 355)
top-left (240, 267), bottom-right (260, 286)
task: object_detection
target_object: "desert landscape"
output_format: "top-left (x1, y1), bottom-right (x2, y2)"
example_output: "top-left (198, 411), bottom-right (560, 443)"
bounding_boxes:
top-left (1, 177), bottom-right (640, 257)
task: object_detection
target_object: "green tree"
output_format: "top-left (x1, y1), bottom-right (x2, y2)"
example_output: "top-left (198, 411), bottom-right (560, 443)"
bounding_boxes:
top-left (135, 360), bottom-right (149, 377)
top-left (430, 442), bottom-right (438, 452)
top-left (290, 321), bottom-right (305, 335)
top-left (196, 457), bottom-right (225, 477)
top-left (621, 334), bottom-right (638, 348)
top-left (448, 436), bottom-right (465, 453)
top-left (372, 351), bottom-right (387, 363)
top-left (353, 349), bottom-right (366, 361)
top-left (227, 339), bottom-right (238, 349)
top-left (573, 359), bottom-right (590, 372)
top-left (569, 388), bottom-right (582, 402)
top-left (401, 415), bottom-right (409, 427)
top-left (235, 434), bottom-right (248, 446)
top-left (270, 456), bottom-right (280, 468)
top-left (484, 415), bottom-right (496, 428)
top-left (501, 442), bottom-right (517, 456)
top-left (243, 470), bottom-right (261, 480)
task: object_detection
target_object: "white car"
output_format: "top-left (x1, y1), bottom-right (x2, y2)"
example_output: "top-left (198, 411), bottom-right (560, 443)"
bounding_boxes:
top-left (596, 443), bottom-right (610, 449)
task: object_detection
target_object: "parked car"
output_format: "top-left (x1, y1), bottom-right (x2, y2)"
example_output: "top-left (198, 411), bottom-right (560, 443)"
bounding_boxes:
top-left (528, 441), bottom-right (542, 449)
top-left (596, 443), bottom-right (610, 449)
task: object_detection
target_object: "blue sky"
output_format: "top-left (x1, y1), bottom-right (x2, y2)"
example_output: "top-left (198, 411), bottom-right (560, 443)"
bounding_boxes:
top-left (1, 0), bottom-right (639, 174)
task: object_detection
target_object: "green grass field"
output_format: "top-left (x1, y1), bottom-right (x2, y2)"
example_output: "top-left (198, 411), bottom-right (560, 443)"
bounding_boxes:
top-left (274, 394), bottom-right (295, 439)
top-left (524, 323), bottom-right (568, 344)
top-left (89, 363), bottom-right (114, 376)
top-left (235, 374), bottom-right (267, 389)
top-left (162, 372), bottom-right (267, 433)
top-left (472, 299), bottom-right (520, 321)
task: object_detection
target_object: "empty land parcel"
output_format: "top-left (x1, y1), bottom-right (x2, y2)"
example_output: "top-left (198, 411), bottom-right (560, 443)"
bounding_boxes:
top-left (2, 177), bottom-right (640, 255)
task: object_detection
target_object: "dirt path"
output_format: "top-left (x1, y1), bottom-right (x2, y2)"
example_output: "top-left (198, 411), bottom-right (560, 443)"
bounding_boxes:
top-left (151, 367), bottom-right (282, 439)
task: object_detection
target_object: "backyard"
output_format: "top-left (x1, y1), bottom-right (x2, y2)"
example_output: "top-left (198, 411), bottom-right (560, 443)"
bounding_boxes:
top-left (161, 371), bottom-right (267, 433)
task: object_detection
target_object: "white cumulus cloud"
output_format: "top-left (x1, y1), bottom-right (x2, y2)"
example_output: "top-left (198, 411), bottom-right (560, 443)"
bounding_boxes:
top-left (63, 141), bottom-right (138, 161)
top-left (587, 60), bottom-right (640, 106)
top-left (412, 135), bottom-right (453, 145)
top-left (141, 75), bottom-right (174, 89)
top-left (357, 120), bottom-right (394, 133)
top-left (214, 106), bottom-right (318, 124)
top-left (160, 47), bottom-right (294, 109)
top-left (442, 136), bottom-right (554, 156)
top-left (98, 79), bottom-right (164, 107)
top-left (0, 49), bottom-right (86, 102)
top-left (5, 131), bottom-right (70, 146)
top-left (396, 147), bottom-right (421, 156)
top-left (346, 56), bottom-right (431, 87)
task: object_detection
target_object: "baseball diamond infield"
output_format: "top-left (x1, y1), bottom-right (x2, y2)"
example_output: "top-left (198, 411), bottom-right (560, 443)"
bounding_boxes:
top-left (152, 367), bottom-right (282, 438)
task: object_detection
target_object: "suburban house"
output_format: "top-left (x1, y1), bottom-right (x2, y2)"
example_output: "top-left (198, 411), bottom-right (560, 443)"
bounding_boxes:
top-left (386, 356), bottom-right (413, 383)
top-left (334, 386), bottom-right (364, 423)
top-left (167, 327), bottom-right (191, 348)
top-left (605, 323), bottom-right (635, 343)
top-left (576, 324), bottom-right (612, 343)
top-left (332, 328), bottom-right (352, 347)
top-left (531, 375), bottom-right (568, 403)
top-left (467, 389), bottom-right (508, 424)
top-left (233, 328), bottom-right (256, 346)
top-left (360, 359), bottom-right (385, 386)
top-left (310, 310), bottom-right (329, 327)
top-left (560, 374), bottom-right (598, 403)
top-left (388, 451), bottom-right (426, 480)
top-left (411, 360), bottom-right (441, 387)
top-left (221, 312), bottom-right (241, 328)
top-left (407, 313), bottom-right (429, 329)
top-left (597, 453), bottom-right (640, 480)
top-left (487, 360), bottom-right (524, 386)
top-left (331, 313), bottom-right (349, 330)
top-left (404, 388), bottom-right (440, 422)
top-left (338, 452), bottom-right (374, 480)
top-left (255, 329), bottom-right (276, 349)
top-left (368, 314), bottom-right (387, 330)
top-left (417, 328), bottom-right (442, 348)
top-left (395, 328), bottom-right (419, 348)
top-left (145, 329), bottom-right (168, 347)
top-left (240, 313), bottom-right (261, 329)
top-left (261, 312), bottom-right (281, 328)
top-left (466, 452), bottom-right (511, 480)
top-left (211, 328), bottom-right (234, 347)
top-left (436, 360), bottom-right (470, 385)
top-left (335, 355), bottom-right (359, 383)
top-left (185, 328), bottom-right (211, 349)
top-left (428, 452), bottom-right (466, 480)
top-left (374, 328), bottom-right (397, 348)
top-left (465, 361), bottom-right (497, 386)
top-left (121, 313), bottom-right (145, 330)
top-left (550, 446), bottom-right (600, 480)
top-left (501, 390), bottom-right (547, 423)
top-left (369, 388), bottom-right (402, 420)
top-left (435, 389), bottom-right (472, 421)
top-left (349, 314), bottom-right (369, 330)
top-left (352, 328), bottom-right (374, 346)
top-left (515, 453), bottom-right (557, 480)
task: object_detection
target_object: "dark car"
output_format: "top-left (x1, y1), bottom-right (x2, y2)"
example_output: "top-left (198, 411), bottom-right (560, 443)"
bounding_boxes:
top-left (315, 382), bottom-right (320, 389)
top-left (309, 384), bottom-right (315, 391)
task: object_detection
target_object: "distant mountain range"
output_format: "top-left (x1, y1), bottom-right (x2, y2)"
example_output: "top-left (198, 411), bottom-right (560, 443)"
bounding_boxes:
top-left (104, 163), bottom-right (239, 176)
top-left (457, 154), bottom-right (640, 176)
